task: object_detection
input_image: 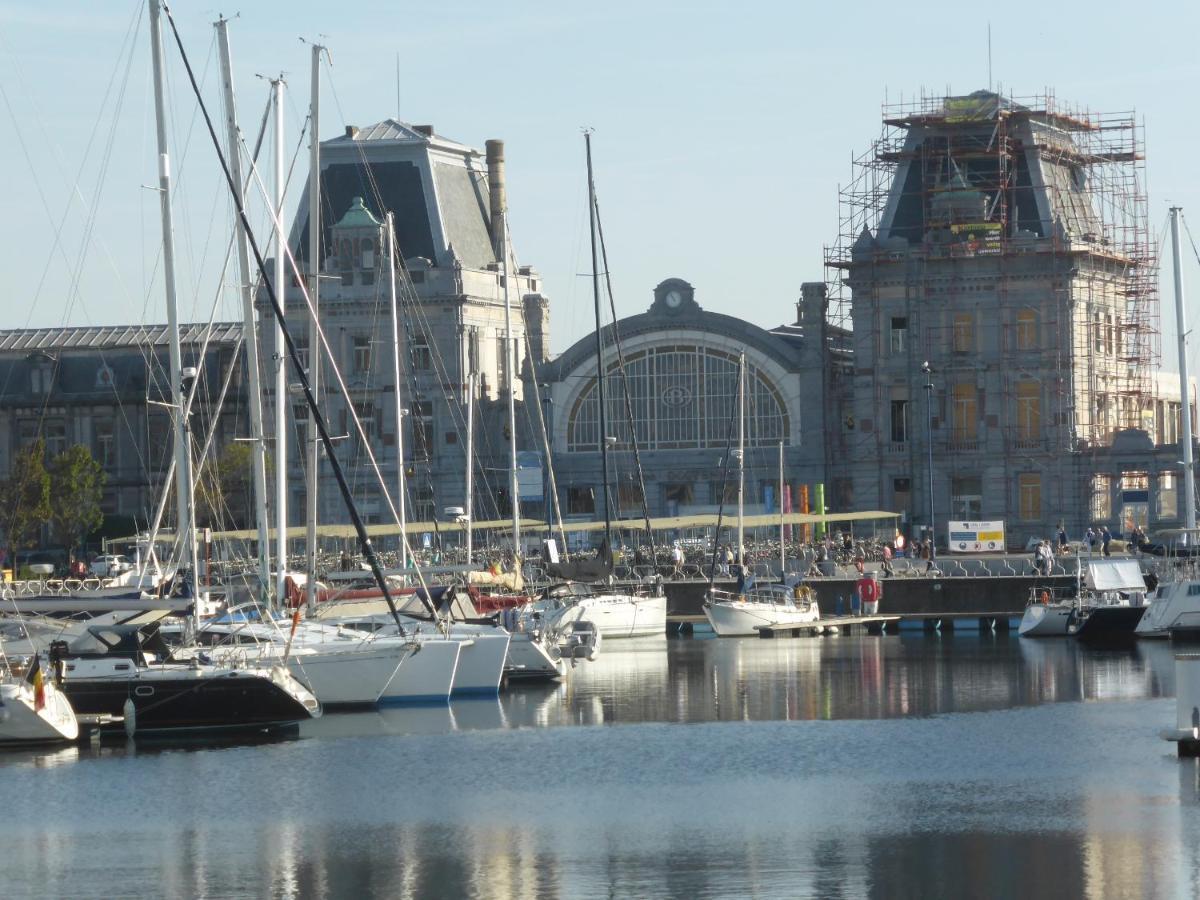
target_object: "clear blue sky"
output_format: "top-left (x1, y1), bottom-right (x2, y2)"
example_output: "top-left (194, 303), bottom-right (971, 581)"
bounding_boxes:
top-left (2, 0), bottom-right (1200, 370)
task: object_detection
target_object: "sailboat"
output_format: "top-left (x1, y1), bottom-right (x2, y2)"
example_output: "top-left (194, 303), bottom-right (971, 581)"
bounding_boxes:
top-left (50, 1), bottom-right (323, 736)
top-left (528, 132), bottom-right (666, 641)
top-left (703, 353), bottom-right (820, 637)
top-left (0, 652), bottom-right (78, 746)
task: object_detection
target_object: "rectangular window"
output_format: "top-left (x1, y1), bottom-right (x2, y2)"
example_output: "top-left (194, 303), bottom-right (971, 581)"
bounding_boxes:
top-left (952, 313), bottom-right (974, 353)
top-left (353, 336), bottom-right (372, 374)
top-left (44, 420), bottom-right (66, 459)
top-left (567, 486), bottom-right (595, 515)
top-left (93, 418), bottom-right (115, 470)
top-left (1091, 474), bottom-right (1112, 521)
top-left (890, 399), bottom-right (908, 444)
top-left (951, 384), bottom-right (977, 442)
top-left (414, 485), bottom-right (435, 521)
top-left (1018, 473), bottom-right (1042, 521)
top-left (1016, 310), bottom-right (1037, 350)
top-left (617, 480), bottom-right (644, 512)
top-left (893, 477), bottom-right (912, 512)
top-left (1157, 471), bottom-right (1179, 519)
top-left (1015, 381), bottom-right (1041, 442)
top-left (412, 400), bottom-right (433, 460)
top-left (497, 335), bottom-right (509, 388)
top-left (889, 316), bottom-right (908, 354)
top-left (413, 334), bottom-right (432, 372)
top-left (352, 401), bottom-right (376, 446)
top-left (467, 329), bottom-right (479, 375)
top-left (710, 480), bottom-right (738, 506)
top-left (951, 475), bottom-right (982, 519)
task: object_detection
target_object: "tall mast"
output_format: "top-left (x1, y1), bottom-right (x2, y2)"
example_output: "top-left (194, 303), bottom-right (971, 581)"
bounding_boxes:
top-left (147, 0), bottom-right (198, 604)
top-left (501, 212), bottom-right (520, 557)
top-left (214, 16), bottom-right (271, 605)
top-left (466, 372), bottom-right (475, 564)
top-left (1171, 206), bottom-right (1197, 532)
top-left (737, 351), bottom-right (745, 565)
top-left (779, 440), bottom-right (785, 578)
top-left (387, 213), bottom-right (408, 573)
top-left (305, 44), bottom-right (323, 614)
top-left (270, 75), bottom-right (289, 610)
top-left (585, 131), bottom-right (611, 549)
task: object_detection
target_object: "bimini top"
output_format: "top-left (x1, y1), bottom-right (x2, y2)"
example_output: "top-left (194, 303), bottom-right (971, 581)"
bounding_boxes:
top-left (1085, 559), bottom-right (1145, 592)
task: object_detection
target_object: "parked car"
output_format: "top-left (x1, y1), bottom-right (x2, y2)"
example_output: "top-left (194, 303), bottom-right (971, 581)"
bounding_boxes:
top-left (90, 554), bottom-right (131, 578)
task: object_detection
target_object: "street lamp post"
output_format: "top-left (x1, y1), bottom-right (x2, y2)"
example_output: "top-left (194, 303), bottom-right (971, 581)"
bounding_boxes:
top-left (922, 361), bottom-right (936, 563)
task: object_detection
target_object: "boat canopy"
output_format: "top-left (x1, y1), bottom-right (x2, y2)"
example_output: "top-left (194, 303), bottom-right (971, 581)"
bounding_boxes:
top-left (1085, 560), bottom-right (1145, 592)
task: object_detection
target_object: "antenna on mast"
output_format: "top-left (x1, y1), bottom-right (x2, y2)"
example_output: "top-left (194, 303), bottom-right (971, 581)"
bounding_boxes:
top-left (987, 23), bottom-right (993, 92)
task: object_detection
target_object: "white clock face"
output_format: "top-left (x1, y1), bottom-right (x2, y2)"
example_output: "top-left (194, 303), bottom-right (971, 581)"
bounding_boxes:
top-left (665, 290), bottom-right (682, 308)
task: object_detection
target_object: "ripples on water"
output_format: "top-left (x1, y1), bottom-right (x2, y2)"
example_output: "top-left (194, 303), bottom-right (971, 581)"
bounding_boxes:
top-left (1, 634), bottom-right (1197, 900)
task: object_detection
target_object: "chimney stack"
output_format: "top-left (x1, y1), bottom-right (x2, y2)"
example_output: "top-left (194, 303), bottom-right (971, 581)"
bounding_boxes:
top-left (485, 139), bottom-right (506, 260)
top-left (345, 125), bottom-right (359, 139)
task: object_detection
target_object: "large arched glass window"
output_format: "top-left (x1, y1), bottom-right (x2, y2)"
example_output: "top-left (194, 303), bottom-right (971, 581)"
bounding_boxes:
top-left (566, 346), bottom-right (788, 451)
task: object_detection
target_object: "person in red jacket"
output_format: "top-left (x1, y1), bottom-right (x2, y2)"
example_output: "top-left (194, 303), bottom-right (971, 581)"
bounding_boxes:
top-left (858, 573), bottom-right (882, 616)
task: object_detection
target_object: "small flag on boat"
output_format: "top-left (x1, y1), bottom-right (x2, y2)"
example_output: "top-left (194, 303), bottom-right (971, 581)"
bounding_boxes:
top-left (290, 608), bottom-right (302, 639)
top-left (25, 653), bottom-right (45, 711)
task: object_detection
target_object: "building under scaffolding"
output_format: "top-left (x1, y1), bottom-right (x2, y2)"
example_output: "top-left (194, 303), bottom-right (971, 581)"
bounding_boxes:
top-left (826, 89), bottom-right (1191, 544)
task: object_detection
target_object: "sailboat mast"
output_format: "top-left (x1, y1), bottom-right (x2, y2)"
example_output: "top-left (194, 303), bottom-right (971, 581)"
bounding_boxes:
top-left (466, 372), bottom-right (475, 564)
top-left (585, 131), bottom-right (611, 549)
top-left (387, 213), bottom-right (408, 574)
top-left (737, 351), bottom-right (745, 566)
top-left (271, 76), bottom-right (289, 609)
top-left (214, 16), bottom-right (272, 606)
top-left (1170, 207), bottom-right (1196, 531)
top-left (305, 44), bottom-right (322, 615)
top-left (148, 0), bottom-right (199, 603)
top-left (779, 440), bottom-right (785, 578)
top-left (501, 214), bottom-right (521, 557)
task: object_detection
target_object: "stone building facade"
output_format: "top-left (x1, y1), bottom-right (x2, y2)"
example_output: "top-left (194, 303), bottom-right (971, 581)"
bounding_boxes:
top-left (0, 323), bottom-right (247, 539)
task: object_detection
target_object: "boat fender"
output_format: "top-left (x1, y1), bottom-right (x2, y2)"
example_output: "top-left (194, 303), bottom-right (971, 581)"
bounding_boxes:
top-left (123, 698), bottom-right (136, 738)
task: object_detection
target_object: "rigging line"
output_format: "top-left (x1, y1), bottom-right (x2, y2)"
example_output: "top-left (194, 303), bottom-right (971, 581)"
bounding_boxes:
top-left (161, 3), bottom-right (438, 633)
top-left (593, 191), bottom-right (655, 557)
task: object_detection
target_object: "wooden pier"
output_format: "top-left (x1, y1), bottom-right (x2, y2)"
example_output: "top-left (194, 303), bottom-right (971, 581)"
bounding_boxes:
top-left (666, 611), bottom-right (1018, 637)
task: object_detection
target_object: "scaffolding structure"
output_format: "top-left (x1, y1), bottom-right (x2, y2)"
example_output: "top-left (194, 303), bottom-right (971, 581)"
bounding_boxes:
top-left (825, 88), bottom-right (1168, 534)
top-left (824, 89), bottom-right (1160, 436)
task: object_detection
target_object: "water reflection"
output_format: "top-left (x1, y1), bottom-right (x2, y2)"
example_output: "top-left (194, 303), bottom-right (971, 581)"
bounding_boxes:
top-left (0, 635), bottom-right (1195, 900)
top-left (495, 635), bottom-right (1179, 730)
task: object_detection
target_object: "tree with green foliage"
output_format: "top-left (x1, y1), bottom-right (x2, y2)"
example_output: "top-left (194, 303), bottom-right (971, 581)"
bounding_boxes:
top-left (0, 438), bottom-right (51, 558)
top-left (49, 444), bottom-right (106, 554)
top-left (196, 442), bottom-right (254, 529)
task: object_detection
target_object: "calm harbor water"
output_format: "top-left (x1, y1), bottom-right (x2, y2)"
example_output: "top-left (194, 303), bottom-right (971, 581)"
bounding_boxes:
top-left (1, 633), bottom-right (1197, 899)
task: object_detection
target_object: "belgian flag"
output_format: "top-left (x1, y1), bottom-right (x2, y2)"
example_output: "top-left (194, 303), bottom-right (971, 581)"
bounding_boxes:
top-left (25, 653), bottom-right (45, 712)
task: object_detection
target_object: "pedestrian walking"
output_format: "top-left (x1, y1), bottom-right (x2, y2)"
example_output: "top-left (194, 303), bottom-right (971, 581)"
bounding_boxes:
top-left (1057, 524), bottom-right (1068, 551)
top-left (882, 543), bottom-right (894, 577)
top-left (671, 542), bottom-right (684, 579)
top-left (1101, 526), bottom-right (1112, 557)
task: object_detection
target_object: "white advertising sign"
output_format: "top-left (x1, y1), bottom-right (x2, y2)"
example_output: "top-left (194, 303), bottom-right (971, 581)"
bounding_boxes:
top-left (947, 520), bottom-right (1005, 553)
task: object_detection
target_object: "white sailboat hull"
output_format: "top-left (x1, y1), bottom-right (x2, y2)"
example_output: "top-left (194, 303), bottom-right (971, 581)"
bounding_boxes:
top-left (504, 632), bottom-right (563, 680)
top-left (578, 593), bottom-right (666, 639)
top-left (1018, 603), bottom-right (1075, 637)
top-left (285, 646), bottom-right (410, 707)
top-left (447, 634), bottom-right (510, 695)
top-left (378, 638), bottom-right (460, 704)
top-left (1135, 580), bottom-right (1200, 638)
top-left (704, 600), bottom-right (821, 637)
top-left (0, 681), bottom-right (78, 744)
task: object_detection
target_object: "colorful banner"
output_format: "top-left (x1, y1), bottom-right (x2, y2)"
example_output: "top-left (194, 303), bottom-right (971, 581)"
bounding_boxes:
top-left (947, 520), bottom-right (1006, 552)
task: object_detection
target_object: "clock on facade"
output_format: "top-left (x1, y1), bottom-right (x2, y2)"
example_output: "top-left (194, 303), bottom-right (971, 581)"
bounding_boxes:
top-left (664, 289), bottom-right (683, 308)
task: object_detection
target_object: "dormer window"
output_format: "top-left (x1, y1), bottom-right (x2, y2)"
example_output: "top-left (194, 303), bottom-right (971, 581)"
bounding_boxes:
top-left (361, 238), bottom-right (374, 269)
